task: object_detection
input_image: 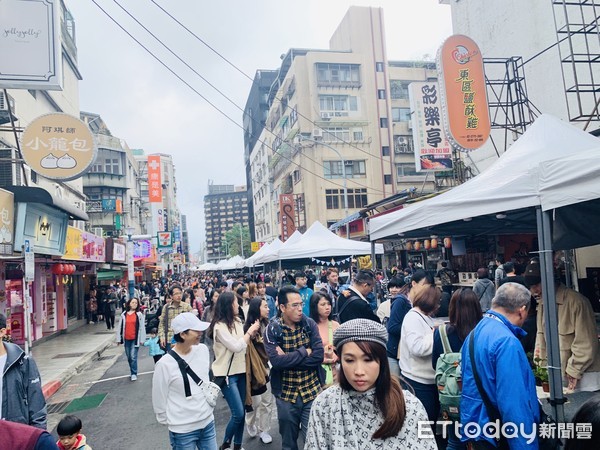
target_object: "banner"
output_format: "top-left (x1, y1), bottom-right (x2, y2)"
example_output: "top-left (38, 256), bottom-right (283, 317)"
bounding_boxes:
top-left (409, 82), bottom-right (453, 172)
top-left (437, 35), bottom-right (491, 152)
top-left (147, 155), bottom-right (163, 203)
top-left (0, 189), bottom-right (14, 255)
top-left (279, 194), bottom-right (296, 242)
top-left (311, 256), bottom-right (352, 266)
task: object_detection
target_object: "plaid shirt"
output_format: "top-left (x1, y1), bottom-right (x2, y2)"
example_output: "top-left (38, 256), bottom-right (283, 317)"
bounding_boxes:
top-left (279, 322), bottom-right (321, 403)
top-left (157, 301), bottom-right (193, 342)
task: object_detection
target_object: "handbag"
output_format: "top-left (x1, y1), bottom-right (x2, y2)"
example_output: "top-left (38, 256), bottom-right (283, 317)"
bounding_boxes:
top-left (211, 352), bottom-right (234, 390)
top-left (469, 334), bottom-right (562, 450)
top-left (168, 350), bottom-right (221, 408)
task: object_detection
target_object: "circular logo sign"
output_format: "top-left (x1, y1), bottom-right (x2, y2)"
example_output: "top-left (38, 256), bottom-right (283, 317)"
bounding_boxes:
top-left (21, 113), bottom-right (97, 181)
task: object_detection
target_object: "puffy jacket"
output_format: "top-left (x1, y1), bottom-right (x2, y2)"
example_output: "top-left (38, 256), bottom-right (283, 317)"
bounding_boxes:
top-left (460, 311), bottom-right (539, 449)
top-left (1, 342), bottom-right (47, 429)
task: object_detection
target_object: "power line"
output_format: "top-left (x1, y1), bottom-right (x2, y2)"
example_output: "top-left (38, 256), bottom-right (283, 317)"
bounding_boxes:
top-left (90, 0), bottom-right (383, 198)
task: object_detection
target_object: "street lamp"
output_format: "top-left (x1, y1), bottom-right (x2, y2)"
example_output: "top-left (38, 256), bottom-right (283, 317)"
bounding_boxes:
top-left (125, 226), bottom-right (135, 301)
top-left (239, 222), bottom-right (244, 258)
top-left (295, 135), bottom-right (349, 238)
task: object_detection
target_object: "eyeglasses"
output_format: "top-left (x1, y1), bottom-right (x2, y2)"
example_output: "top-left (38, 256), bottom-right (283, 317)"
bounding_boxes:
top-left (288, 302), bottom-right (304, 309)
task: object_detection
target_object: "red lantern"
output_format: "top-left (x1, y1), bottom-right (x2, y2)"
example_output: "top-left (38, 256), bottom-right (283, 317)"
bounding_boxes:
top-left (58, 264), bottom-right (66, 275)
top-left (70, 264), bottom-right (76, 275)
top-left (414, 241), bottom-right (422, 251)
top-left (424, 239), bottom-right (431, 250)
top-left (405, 241), bottom-right (413, 251)
top-left (431, 238), bottom-right (438, 249)
top-left (444, 237), bottom-right (452, 249)
top-left (52, 264), bottom-right (61, 275)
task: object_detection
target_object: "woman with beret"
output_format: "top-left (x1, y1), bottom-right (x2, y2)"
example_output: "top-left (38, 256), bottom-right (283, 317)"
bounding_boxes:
top-left (305, 318), bottom-right (435, 449)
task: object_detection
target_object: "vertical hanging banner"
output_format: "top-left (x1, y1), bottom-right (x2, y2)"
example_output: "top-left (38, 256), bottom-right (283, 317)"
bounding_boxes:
top-left (437, 35), bottom-right (491, 152)
top-left (409, 82), bottom-right (453, 172)
top-left (279, 194), bottom-right (296, 242)
top-left (147, 155), bottom-right (163, 203)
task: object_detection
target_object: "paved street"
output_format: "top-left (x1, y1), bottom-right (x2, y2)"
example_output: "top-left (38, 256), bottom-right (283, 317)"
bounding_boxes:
top-left (46, 342), bottom-right (282, 449)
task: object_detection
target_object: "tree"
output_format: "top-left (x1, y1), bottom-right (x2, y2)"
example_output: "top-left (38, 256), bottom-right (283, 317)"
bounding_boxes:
top-left (224, 224), bottom-right (251, 257)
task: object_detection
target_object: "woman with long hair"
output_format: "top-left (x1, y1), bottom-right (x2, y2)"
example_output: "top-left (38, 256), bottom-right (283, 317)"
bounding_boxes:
top-left (243, 297), bottom-right (275, 444)
top-left (305, 319), bottom-right (435, 449)
top-left (117, 297), bottom-right (146, 381)
top-left (247, 282), bottom-right (258, 301)
top-left (235, 286), bottom-right (249, 322)
top-left (208, 292), bottom-right (260, 450)
top-left (309, 292), bottom-right (339, 387)
top-left (399, 285), bottom-right (442, 422)
top-left (256, 282), bottom-right (276, 319)
top-left (431, 288), bottom-right (482, 450)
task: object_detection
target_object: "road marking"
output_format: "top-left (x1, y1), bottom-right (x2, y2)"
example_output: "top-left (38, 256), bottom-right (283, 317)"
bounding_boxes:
top-left (82, 370), bottom-right (155, 385)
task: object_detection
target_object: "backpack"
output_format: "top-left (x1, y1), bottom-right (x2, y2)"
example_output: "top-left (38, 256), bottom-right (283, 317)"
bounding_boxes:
top-left (435, 324), bottom-right (462, 421)
top-left (331, 294), bottom-right (360, 323)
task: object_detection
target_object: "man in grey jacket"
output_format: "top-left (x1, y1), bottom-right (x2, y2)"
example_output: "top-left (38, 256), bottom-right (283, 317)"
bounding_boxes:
top-left (473, 267), bottom-right (496, 312)
top-left (0, 313), bottom-right (47, 429)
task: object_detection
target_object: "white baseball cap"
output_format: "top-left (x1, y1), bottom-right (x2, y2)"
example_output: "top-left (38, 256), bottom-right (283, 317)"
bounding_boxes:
top-left (171, 312), bottom-right (210, 334)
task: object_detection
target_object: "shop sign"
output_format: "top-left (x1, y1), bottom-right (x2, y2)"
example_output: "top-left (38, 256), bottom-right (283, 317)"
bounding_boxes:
top-left (112, 241), bottom-right (126, 263)
top-left (0, 0), bottom-right (62, 90)
top-left (21, 113), bottom-right (98, 181)
top-left (279, 194), bottom-right (296, 242)
top-left (157, 231), bottom-right (173, 248)
top-left (437, 35), bottom-right (491, 152)
top-left (251, 241), bottom-right (265, 252)
top-left (409, 82), bottom-right (453, 172)
top-left (82, 231), bottom-right (105, 262)
top-left (63, 226), bottom-right (83, 260)
top-left (147, 155), bottom-right (162, 203)
top-left (133, 239), bottom-right (152, 259)
top-left (0, 189), bottom-right (14, 255)
top-left (14, 203), bottom-right (68, 256)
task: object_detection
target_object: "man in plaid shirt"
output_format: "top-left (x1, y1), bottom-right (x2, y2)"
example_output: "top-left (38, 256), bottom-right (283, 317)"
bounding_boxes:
top-left (264, 286), bottom-right (324, 450)
top-left (158, 284), bottom-right (192, 351)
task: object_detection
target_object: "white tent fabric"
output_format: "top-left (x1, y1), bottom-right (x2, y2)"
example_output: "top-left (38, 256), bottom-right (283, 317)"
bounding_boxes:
top-left (252, 238), bottom-right (284, 265)
top-left (369, 114), bottom-right (600, 240)
top-left (261, 230), bottom-right (304, 264)
top-left (198, 262), bottom-right (219, 271)
top-left (278, 221), bottom-right (383, 260)
top-left (217, 255), bottom-right (244, 270)
top-left (244, 239), bottom-right (276, 268)
top-left (539, 147), bottom-right (600, 211)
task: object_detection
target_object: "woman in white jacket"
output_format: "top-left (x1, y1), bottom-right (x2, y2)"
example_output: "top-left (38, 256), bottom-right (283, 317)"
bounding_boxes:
top-left (116, 298), bottom-right (146, 381)
top-left (399, 285), bottom-right (441, 422)
top-left (152, 312), bottom-right (216, 450)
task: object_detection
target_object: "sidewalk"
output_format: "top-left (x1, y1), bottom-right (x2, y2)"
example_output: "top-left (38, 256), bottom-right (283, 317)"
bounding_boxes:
top-left (31, 322), bottom-right (117, 399)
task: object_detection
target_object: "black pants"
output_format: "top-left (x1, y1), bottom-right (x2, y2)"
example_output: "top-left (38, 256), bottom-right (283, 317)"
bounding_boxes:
top-left (105, 311), bottom-right (115, 329)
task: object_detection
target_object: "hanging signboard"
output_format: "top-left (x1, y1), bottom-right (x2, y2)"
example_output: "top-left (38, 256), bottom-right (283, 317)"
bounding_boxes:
top-left (20, 113), bottom-right (98, 181)
top-left (409, 82), bottom-right (453, 172)
top-left (147, 155), bottom-right (163, 203)
top-left (279, 194), bottom-right (296, 242)
top-left (437, 35), bottom-right (491, 152)
top-left (0, 0), bottom-right (62, 90)
top-left (157, 232), bottom-right (173, 249)
top-left (0, 189), bottom-right (14, 255)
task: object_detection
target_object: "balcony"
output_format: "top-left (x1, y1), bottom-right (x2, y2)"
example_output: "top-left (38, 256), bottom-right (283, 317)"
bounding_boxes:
top-left (83, 172), bottom-right (127, 189)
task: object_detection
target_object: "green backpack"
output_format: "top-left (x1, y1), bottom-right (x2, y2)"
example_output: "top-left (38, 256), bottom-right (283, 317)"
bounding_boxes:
top-left (435, 324), bottom-right (462, 421)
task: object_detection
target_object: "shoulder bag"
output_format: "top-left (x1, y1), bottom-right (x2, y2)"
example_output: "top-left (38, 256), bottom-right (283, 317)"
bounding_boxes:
top-left (168, 350), bottom-right (221, 408)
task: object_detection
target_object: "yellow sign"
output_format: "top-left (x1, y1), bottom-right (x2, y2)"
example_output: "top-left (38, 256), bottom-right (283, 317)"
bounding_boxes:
top-left (21, 113), bottom-right (98, 181)
top-left (251, 242), bottom-right (260, 252)
top-left (63, 226), bottom-right (83, 260)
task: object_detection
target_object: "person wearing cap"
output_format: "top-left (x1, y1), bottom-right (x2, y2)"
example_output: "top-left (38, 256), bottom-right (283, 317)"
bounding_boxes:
top-left (152, 312), bottom-right (217, 450)
top-left (305, 318), bottom-right (434, 449)
top-left (294, 271), bottom-right (314, 318)
top-left (526, 262), bottom-right (600, 392)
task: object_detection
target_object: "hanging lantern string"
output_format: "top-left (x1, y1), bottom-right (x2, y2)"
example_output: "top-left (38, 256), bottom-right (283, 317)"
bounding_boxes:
top-left (310, 256), bottom-right (353, 266)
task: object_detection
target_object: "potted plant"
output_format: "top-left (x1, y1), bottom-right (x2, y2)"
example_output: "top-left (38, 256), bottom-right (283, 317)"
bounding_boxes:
top-left (533, 357), bottom-right (550, 392)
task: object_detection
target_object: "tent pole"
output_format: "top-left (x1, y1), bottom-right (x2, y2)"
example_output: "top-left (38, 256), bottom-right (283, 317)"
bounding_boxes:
top-left (371, 241), bottom-right (377, 271)
top-left (536, 207), bottom-right (565, 423)
top-left (278, 259), bottom-right (282, 289)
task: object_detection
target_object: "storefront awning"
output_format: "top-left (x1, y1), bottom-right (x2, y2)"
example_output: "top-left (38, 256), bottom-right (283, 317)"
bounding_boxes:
top-left (6, 186), bottom-right (89, 221)
top-left (96, 270), bottom-right (124, 281)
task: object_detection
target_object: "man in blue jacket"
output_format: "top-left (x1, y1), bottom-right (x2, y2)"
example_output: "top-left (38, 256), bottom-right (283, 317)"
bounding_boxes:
top-left (460, 283), bottom-right (540, 449)
top-left (0, 313), bottom-right (47, 429)
top-left (264, 286), bottom-right (324, 450)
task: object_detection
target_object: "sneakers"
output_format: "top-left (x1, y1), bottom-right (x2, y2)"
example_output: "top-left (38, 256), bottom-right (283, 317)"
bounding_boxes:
top-left (259, 432), bottom-right (273, 444)
top-left (246, 424), bottom-right (258, 438)
top-left (131, 374), bottom-right (137, 381)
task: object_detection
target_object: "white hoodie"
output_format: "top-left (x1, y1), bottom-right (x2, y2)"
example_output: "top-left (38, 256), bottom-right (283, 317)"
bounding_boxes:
top-left (152, 344), bottom-right (214, 433)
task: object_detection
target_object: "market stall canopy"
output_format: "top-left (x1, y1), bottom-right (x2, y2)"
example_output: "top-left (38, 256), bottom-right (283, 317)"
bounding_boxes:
top-left (539, 147), bottom-right (600, 249)
top-left (260, 230), bottom-right (304, 264)
top-left (369, 114), bottom-right (600, 241)
top-left (218, 255), bottom-right (244, 271)
top-left (278, 221), bottom-right (383, 260)
top-left (198, 262), bottom-right (219, 271)
top-left (252, 238), bottom-right (284, 266)
top-left (244, 239), bottom-right (279, 268)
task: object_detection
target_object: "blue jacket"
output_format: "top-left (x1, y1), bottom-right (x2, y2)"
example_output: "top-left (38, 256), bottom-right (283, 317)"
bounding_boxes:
top-left (143, 335), bottom-right (165, 356)
top-left (386, 294), bottom-right (411, 359)
top-left (460, 311), bottom-right (539, 449)
top-left (263, 315), bottom-right (325, 398)
top-left (266, 294), bottom-right (276, 320)
top-left (1, 342), bottom-right (47, 429)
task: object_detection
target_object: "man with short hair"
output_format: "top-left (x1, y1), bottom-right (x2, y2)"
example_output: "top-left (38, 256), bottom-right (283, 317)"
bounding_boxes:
top-left (264, 286), bottom-right (324, 450)
top-left (0, 313), bottom-right (47, 429)
top-left (335, 269), bottom-right (380, 324)
top-left (436, 261), bottom-right (455, 296)
top-left (294, 272), bottom-right (313, 318)
top-left (494, 256), bottom-right (506, 289)
top-left (499, 261), bottom-right (527, 288)
top-left (319, 267), bottom-right (341, 310)
top-left (473, 267), bottom-right (496, 312)
top-left (158, 284), bottom-right (193, 351)
top-left (460, 283), bottom-right (540, 449)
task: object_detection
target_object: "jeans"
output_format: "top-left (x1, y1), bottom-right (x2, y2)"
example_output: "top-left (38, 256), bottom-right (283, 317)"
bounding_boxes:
top-left (221, 373), bottom-right (246, 445)
top-left (387, 357), bottom-right (401, 378)
top-left (124, 340), bottom-right (138, 376)
top-left (402, 376), bottom-right (440, 422)
top-left (168, 421), bottom-right (218, 450)
top-left (276, 395), bottom-right (313, 450)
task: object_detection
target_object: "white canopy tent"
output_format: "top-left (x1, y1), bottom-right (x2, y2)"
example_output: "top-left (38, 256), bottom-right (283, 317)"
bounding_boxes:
top-left (278, 221), bottom-right (383, 260)
top-left (260, 230), bottom-right (304, 264)
top-left (369, 114), bottom-right (600, 240)
top-left (217, 255), bottom-right (244, 271)
top-left (243, 239), bottom-right (277, 268)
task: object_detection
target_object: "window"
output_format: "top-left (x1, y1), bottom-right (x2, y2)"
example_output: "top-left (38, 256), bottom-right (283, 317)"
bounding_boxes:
top-left (394, 135), bottom-right (414, 154)
top-left (380, 118), bottom-right (389, 128)
top-left (290, 107), bottom-right (298, 125)
top-left (105, 158), bottom-right (120, 174)
top-left (382, 146), bottom-right (390, 156)
top-left (397, 163), bottom-right (420, 177)
top-left (352, 128), bottom-right (364, 141)
top-left (326, 190), bottom-right (340, 209)
top-left (326, 188), bottom-right (368, 209)
top-left (323, 127), bottom-right (350, 142)
top-left (384, 174), bottom-right (392, 184)
top-left (390, 80), bottom-right (410, 99)
top-left (377, 89), bottom-right (386, 99)
top-left (324, 160), bottom-right (366, 178)
top-left (316, 63), bottom-right (361, 85)
top-left (392, 107), bottom-right (411, 122)
top-left (319, 95), bottom-right (358, 117)
top-left (376, 62), bottom-right (384, 72)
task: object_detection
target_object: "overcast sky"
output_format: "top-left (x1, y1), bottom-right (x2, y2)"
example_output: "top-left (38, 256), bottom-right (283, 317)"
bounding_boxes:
top-left (66, 0), bottom-right (452, 256)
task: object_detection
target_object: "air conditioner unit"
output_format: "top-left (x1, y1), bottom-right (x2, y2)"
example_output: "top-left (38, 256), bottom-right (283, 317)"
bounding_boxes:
top-left (312, 128), bottom-right (323, 139)
top-left (407, 121), bottom-right (413, 130)
top-left (344, 160), bottom-right (353, 166)
top-left (91, 227), bottom-right (104, 237)
top-left (0, 92), bottom-right (15, 112)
